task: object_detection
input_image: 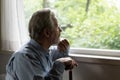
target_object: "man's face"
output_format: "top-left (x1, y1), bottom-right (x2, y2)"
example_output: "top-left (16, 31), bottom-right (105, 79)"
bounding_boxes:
top-left (50, 14), bottom-right (62, 45)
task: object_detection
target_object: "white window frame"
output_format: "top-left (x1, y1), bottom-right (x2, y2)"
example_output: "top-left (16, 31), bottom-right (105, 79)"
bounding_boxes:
top-left (69, 48), bottom-right (120, 60)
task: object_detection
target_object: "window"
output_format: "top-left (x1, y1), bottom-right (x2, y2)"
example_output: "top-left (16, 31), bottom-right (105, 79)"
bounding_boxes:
top-left (24, 0), bottom-right (120, 51)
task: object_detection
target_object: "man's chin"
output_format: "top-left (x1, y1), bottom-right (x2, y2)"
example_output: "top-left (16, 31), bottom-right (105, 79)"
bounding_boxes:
top-left (52, 39), bottom-right (60, 45)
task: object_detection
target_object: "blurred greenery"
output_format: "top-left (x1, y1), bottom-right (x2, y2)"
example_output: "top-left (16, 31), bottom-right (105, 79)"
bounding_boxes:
top-left (24, 0), bottom-right (43, 26)
top-left (24, 0), bottom-right (120, 50)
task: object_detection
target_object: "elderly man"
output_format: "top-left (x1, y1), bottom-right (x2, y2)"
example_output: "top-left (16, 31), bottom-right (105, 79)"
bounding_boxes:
top-left (6, 8), bottom-right (77, 80)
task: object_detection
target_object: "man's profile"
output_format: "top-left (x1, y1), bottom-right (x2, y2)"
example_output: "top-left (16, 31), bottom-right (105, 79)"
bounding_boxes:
top-left (6, 8), bottom-right (77, 80)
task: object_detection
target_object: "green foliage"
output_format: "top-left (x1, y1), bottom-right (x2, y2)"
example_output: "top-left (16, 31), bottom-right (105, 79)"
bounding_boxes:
top-left (52, 0), bottom-right (120, 50)
top-left (24, 0), bottom-right (43, 26)
top-left (24, 0), bottom-right (120, 50)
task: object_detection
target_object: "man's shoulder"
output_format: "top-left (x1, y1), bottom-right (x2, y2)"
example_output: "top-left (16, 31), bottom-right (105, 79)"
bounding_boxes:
top-left (14, 45), bottom-right (43, 60)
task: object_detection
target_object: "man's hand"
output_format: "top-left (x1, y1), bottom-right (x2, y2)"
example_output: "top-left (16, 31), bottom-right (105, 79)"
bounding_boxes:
top-left (57, 39), bottom-right (70, 52)
top-left (56, 57), bottom-right (78, 70)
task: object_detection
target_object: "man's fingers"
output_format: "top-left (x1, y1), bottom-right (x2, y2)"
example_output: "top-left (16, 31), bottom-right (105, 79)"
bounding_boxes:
top-left (58, 39), bottom-right (70, 52)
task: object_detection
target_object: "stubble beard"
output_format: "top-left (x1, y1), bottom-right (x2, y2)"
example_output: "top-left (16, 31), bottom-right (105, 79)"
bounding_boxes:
top-left (51, 36), bottom-right (60, 46)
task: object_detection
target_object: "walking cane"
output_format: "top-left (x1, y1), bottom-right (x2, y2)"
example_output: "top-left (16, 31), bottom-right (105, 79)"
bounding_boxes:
top-left (69, 70), bottom-right (72, 80)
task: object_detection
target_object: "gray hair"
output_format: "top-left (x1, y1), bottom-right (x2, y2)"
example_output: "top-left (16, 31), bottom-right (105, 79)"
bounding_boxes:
top-left (29, 9), bottom-right (55, 40)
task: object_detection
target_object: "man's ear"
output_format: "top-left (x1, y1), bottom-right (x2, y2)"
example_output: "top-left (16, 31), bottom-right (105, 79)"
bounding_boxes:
top-left (43, 28), bottom-right (50, 38)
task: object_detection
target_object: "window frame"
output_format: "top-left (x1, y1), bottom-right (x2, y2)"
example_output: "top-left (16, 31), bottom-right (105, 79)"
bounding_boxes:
top-left (70, 48), bottom-right (120, 60)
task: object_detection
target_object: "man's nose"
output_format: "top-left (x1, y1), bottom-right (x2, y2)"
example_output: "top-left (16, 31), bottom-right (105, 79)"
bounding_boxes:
top-left (59, 26), bottom-right (62, 32)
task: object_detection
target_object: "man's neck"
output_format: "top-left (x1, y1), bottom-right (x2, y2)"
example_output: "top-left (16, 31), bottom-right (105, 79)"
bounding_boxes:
top-left (37, 40), bottom-right (51, 51)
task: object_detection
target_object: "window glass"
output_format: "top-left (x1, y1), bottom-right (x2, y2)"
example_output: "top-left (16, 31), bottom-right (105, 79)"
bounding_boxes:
top-left (24, 0), bottom-right (43, 25)
top-left (24, 0), bottom-right (120, 50)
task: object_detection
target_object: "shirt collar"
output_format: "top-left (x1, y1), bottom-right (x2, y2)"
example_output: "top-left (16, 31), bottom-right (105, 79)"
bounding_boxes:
top-left (29, 39), bottom-right (50, 56)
